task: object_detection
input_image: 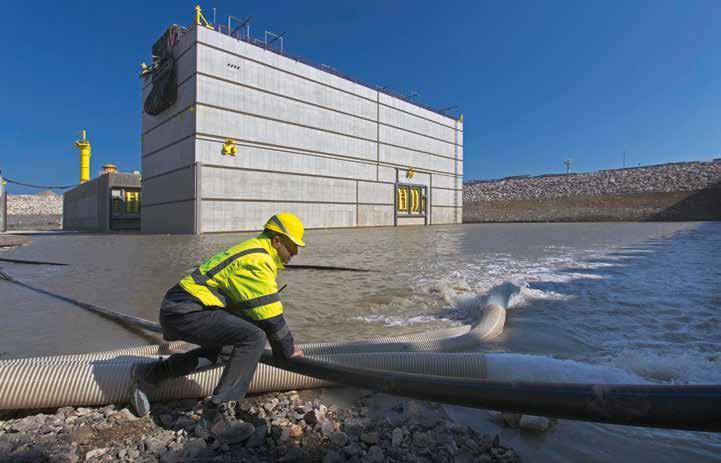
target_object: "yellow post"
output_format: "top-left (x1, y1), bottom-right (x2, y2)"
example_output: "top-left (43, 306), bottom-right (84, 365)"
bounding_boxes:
top-left (194, 5), bottom-right (214, 30)
top-left (74, 130), bottom-right (92, 183)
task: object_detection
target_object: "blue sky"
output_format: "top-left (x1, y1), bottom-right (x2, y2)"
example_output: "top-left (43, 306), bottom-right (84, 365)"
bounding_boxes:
top-left (2, 1), bottom-right (721, 193)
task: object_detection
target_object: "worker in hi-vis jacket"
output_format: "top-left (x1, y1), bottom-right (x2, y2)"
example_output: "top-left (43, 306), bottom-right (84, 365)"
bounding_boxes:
top-left (130, 212), bottom-right (306, 441)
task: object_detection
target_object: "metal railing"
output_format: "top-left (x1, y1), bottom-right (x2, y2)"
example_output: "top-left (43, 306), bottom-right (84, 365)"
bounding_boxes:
top-left (199, 24), bottom-right (459, 120)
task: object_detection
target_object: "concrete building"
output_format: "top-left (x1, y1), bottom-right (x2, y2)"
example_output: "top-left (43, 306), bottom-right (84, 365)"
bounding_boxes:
top-left (63, 172), bottom-right (141, 232)
top-left (141, 24), bottom-right (463, 234)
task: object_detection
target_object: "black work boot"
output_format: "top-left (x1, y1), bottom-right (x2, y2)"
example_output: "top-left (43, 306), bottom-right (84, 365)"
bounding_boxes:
top-left (128, 362), bottom-right (155, 417)
top-left (195, 400), bottom-right (255, 443)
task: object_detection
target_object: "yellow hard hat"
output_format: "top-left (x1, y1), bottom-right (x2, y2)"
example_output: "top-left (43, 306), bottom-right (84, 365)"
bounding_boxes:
top-left (264, 212), bottom-right (306, 247)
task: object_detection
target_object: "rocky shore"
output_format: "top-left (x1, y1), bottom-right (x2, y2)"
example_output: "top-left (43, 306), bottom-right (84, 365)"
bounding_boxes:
top-left (464, 159), bottom-right (721, 202)
top-left (6, 192), bottom-right (63, 231)
top-left (0, 391), bottom-right (520, 463)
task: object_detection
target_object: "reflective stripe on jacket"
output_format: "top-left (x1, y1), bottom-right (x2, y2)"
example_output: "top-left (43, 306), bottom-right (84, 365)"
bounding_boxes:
top-left (178, 233), bottom-right (284, 320)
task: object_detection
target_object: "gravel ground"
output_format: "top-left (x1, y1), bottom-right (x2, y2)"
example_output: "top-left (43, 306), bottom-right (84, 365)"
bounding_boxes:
top-left (0, 391), bottom-right (521, 463)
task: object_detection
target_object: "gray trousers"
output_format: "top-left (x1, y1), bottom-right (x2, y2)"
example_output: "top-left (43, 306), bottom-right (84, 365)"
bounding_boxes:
top-left (144, 298), bottom-right (266, 404)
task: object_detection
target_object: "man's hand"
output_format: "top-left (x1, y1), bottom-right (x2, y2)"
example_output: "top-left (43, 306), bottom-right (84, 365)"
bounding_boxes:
top-left (290, 346), bottom-right (304, 358)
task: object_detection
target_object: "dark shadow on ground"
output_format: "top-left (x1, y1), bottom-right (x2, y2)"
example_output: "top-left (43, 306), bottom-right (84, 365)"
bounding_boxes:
top-left (646, 180), bottom-right (721, 221)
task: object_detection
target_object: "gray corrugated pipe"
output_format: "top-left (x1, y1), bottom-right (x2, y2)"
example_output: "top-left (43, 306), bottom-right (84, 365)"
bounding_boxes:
top-left (0, 352), bottom-right (489, 410)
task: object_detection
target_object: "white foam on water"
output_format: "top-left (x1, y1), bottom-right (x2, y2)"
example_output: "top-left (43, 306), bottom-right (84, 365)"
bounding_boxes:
top-left (485, 353), bottom-right (648, 384)
top-left (605, 349), bottom-right (721, 384)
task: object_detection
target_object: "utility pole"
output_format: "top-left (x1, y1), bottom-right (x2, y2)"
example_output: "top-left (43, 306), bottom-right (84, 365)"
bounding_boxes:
top-left (623, 151), bottom-right (627, 168)
top-left (564, 159), bottom-right (572, 174)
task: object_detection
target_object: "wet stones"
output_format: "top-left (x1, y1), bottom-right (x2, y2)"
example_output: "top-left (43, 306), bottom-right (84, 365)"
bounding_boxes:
top-left (0, 392), bottom-right (521, 463)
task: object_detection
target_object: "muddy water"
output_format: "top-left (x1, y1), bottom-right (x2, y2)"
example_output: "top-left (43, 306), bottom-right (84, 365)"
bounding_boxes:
top-left (1, 222), bottom-right (720, 462)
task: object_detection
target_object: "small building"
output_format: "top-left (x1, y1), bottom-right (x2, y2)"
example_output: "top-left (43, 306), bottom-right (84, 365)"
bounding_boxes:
top-left (140, 18), bottom-right (463, 234)
top-left (63, 170), bottom-right (141, 232)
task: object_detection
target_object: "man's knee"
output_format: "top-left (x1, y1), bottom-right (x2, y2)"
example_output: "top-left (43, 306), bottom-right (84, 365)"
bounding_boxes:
top-left (248, 325), bottom-right (267, 352)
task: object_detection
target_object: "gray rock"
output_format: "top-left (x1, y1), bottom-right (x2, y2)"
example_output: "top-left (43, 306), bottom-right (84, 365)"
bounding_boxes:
top-left (245, 421), bottom-right (268, 448)
top-left (366, 445), bottom-right (384, 463)
top-left (158, 414), bottom-right (175, 428)
top-left (116, 408), bottom-right (138, 421)
top-left (303, 410), bottom-right (319, 426)
top-left (279, 446), bottom-right (303, 462)
top-left (412, 431), bottom-right (432, 448)
top-left (391, 427), bottom-right (403, 448)
top-left (175, 417), bottom-right (196, 432)
top-left (75, 408), bottom-right (92, 417)
top-left (329, 431), bottom-right (348, 447)
top-left (70, 425), bottom-right (94, 445)
top-left (323, 449), bottom-right (341, 463)
top-left (57, 406), bottom-right (75, 418)
top-left (10, 416), bottom-right (40, 432)
top-left (144, 437), bottom-right (166, 455)
top-left (280, 428), bottom-right (290, 443)
top-left (182, 438), bottom-right (207, 458)
top-left (320, 421), bottom-right (333, 436)
top-left (160, 449), bottom-right (180, 463)
top-left (360, 431), bottom-right (379, 445)
top-left (343, 443), bottom-right (361, 458)
top-left (85, 447), bottom-right (108, 460)
top-left (101, 405), bottom-right (116, 418)
top-left (55, 448), bottom-right (79, 463)
top-left (519, 415), bottom-right (550, 432)
top-left (263, 398), bottom-right (279, 412)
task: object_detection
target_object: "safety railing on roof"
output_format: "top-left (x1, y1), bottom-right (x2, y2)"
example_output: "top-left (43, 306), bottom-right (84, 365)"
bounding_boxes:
top-left (198, 23), bottom-right (458, 120)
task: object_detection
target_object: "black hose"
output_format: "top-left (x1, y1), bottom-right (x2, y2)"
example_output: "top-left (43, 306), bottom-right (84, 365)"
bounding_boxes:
top-left (144, 26), bottom-right (181, 116)
top-left (3, 177), bottom-right (79, 189)
top-left (0, 270), bottom-right (161, 336)
top-left (4, 268), bottom-right (720, 432)
top-left (0, 257), bottom-right (67, 266)
top-left (261, 352), bottom-right (721, 432)
top-left (284, 264), bottom-right (372, 272)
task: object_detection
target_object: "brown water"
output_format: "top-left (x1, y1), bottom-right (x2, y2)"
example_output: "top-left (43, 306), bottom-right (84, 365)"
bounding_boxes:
top-left (1, 223), bottom-right (720, 462)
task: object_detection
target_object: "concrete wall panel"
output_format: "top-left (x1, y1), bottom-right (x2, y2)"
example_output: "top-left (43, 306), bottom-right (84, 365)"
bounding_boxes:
top-left (378, 93), bottom-right (456, 129)
top-left (200, 200), bottom-right (355, 233)
top-left (379, 106), bottom-right (458, 144)
top-left (357, 205), bottom-right (394, 226)
top-left (380, 145), bottom-right (457, 174)
top-left (195, 139), bottom-right (377, 182)
top-left (196, 106), bottom-right (377, 161)
top-left (397, 170), bottom-right (431, 187)
top-left (431, 206), bottom-right (460, 224)
top-left (380, 125), bottom-right (456, 158)
top-left (432, 174), bottom-right (462, 190)
top-left (198, 28), bottom-right (377, 101)
top-left (197, 75), bottom-right (377, 140)
top-left (357, 181), bottom-right (394, 204)
top-left (142, 68), bottom-right (197, 134)
top-left (63, 185), bottom-right (99, 231)
top-left (378, 166), bottom-right (396, 183)
top-left (142, 109), bottom-right (196, 156)
top-left (397, 217), bottom-right (426, 226)
top-left (431, 188), bottom-right (459, 207)
top-left (142, 201), bottom-right (196, 234)
top-left (197, 45), bottom-right (378, 121)
top-left (142, 166), bottom-right (195, 206)
top-left (142, 138), bottom-right (196, 179)
top-left (201, 166), bottom-right (357, 203)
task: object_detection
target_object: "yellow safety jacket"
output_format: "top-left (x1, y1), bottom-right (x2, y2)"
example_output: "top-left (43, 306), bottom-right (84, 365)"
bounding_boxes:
top-left (179, 233), bottom-right (285, 320)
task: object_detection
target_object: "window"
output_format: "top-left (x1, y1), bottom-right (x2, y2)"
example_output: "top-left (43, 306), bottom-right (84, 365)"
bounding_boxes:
top-left (410, 187), bottom-right (421, 213)
top-left (397, 186), bottom-right (409, 212)
top-left (125, 191), bottom-right (140, 214)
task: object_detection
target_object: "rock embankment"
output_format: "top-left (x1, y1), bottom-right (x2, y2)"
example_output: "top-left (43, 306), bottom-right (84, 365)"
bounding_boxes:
top-left (7, 192), bottom-right (63, 216)
top-left (0, 391), bottom-right (520, 463)
top-left (5, 192), bottom-right (63, 230)
top-left (464, 160), bottom-right (721, 202)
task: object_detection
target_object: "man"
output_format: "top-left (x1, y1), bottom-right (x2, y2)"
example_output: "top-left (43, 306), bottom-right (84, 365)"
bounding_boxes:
top-left (130, 212), bottom-right (306, 440)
